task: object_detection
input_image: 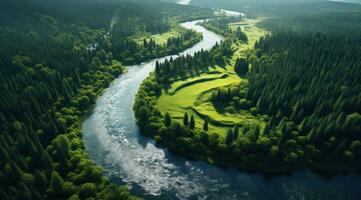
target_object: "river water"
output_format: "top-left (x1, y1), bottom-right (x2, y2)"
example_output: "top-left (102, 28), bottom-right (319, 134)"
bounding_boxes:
top-left (81, 16), bottom-right (361, 200)
top-left (177, 0), bottom-right (191, 5)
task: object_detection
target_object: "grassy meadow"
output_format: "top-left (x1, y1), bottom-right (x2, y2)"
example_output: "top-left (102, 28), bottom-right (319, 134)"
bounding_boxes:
top-left (156, 18), bottom-right (268, 136)
top-left (133, 23), bottom-right (187, 45)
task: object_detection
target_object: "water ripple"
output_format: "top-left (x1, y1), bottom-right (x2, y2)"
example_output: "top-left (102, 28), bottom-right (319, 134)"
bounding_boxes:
top-left (82, 20), bottom-right (361, 200)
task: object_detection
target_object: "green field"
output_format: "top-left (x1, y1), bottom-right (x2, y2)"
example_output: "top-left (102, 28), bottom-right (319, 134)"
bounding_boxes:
top-left (156, 18), bottom-right (268, 136)
top-left (133, 23), bottom-right (187, 45)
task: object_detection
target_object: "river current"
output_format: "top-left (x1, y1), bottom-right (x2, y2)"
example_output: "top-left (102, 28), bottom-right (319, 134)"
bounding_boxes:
top-left (82, 15), bottom-right (361, 200)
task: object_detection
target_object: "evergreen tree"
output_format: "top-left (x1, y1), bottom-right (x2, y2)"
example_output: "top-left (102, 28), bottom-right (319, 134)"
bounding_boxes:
top-left (183, 113), bottom-right (189, 126)
top-left (234, 58), bottom-right (249, 76)
top-left (189, 115), bottom-right (195, 130)
top-left (49, 171), bottom-right (64, 195)
top-left (203, 119), bottom-right (209, 131)
top-left (225, 128), bottom-right (234, 145)
top-left (233, 125), bottom-right (239, 140)
top-left (164, 112), bottom-right (171, 127)
top-left (137, 106), bottom-right (149, 123)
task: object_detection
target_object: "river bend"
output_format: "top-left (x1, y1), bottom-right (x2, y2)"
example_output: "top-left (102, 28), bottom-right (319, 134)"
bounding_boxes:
top-left (82, 19), bottom-right (361, 200)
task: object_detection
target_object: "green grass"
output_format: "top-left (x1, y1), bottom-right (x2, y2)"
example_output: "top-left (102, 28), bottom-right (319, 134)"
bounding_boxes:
top-left (229, 18), bottom-right (269, 48)
top-left (133, 24), bottom-right (187, 45)
top-left (156, 18), bottom-right (268, 137)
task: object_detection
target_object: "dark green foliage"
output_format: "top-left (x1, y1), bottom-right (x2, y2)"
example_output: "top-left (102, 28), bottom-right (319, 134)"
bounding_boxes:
top-left (235, 27), bottom-right (248, 42)
top-left (203, 120), bottom-right (209, 131)
top-left (183, 113), bottom-right (189, 126)
top-left (48, 171), bottom-right (65, 196)
top-left (234, 58), bottom-right (249, 76)
top-left (164, 112), bottom-right (172, 127)
top-left (200, 16), bottom-right (248, 43)
top-left (191, 0), bottom-right (361, 17)
top-left (259, 12), bottom-right (361, 37)
top-left (134, 11), bottom-right (361, 172)
top-left (200, 16), bottom-right (242, 35)
top-left (233, 125), bottom-right (239, 140)
top-left (113, 30), bottom-right (202, 65)
top-left (189, 115), bottom-right (195, 130)
top-left (137, 106), bottom-right (150, 123)
top-left (243, 12), bottom-right (361, 167)
top-left (0, 0), bottom-right (212, 198)
top-left (154, 40), bottom-right (233, 86)
top-left (225, 128), bottom-right (234, 145)
top-left (108, 1), bottom-right (211, 65)
top-left (79, 183), bottom-right (96, 199)
top-left (210, 84), bottom-right (250, 110)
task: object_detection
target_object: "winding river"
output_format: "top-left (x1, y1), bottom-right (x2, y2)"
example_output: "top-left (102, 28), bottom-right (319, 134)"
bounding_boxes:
top-left (82, 18), bottom-right (361, 200)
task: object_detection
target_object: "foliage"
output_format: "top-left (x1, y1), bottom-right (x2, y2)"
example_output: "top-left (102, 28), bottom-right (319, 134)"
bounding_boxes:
top-left (234, 58), bottom-right (249, 76)
top-left (258, 12), bottom-right (361, 37)
top-left (200, 17), bottom-right (248, 42)
top-left (191, 0), bottom-right (361, 17)
top-left (154, 40), bottom-right (233, 87)
top-left (0, 0), bottom-right (212, 198)
top-left (134, 11), bottom-right (361, 172)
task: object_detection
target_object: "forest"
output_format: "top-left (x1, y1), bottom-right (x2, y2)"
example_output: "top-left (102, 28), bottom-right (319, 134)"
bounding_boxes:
top-left (190, 0), bottom-right (361, 17)
top-left (3, 0), bottom-right (361, 198)
top-left (0, 0), bottom-right (213, 199)
top-left (134, 11), bottom-right (361, 171)
top-left (246, 12), bottom-right (361, 168)
top-left (154, 41), bottom-right (233, 86)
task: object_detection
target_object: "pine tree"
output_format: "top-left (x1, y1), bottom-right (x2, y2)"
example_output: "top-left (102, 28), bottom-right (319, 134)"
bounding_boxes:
top-left (234, 57), bottom-right (249, 76)
top-left (137, 106), bottom-right (149, 123)
top-left (164, 112), bottom-right (171, 127)
top-left (183, 113), bottom-right (189, 126)
top-left (49, 171), bottom-right (64, 195)
top-left (55, 135), bottom-right (71, 162)
top-left (189, 115), bottom-right (195, 130)
top-left (233, 125), bottom-right (239, 140)
top-left (226, 128), bottom-right (234, 145)
top-left (203, 119), bottom-right (209, 131)
top-left (217, 89), bottom-right (222, 101)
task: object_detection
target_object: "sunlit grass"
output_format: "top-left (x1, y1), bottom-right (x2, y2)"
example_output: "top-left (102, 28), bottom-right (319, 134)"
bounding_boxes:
top-left (156, 18), bottom-right (268, 136)
top-left (133, 24), bottom-right (187, 45)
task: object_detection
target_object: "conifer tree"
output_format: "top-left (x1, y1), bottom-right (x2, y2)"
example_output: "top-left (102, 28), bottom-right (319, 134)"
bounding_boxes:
top-left (226, 128), bottom-right (234, 145)
top-left (203, 119), bottom-right (209, 131)
top-left (164, 112), bottom-right (171, 127)
top-left (189, 115), bottom-right (195, 130)
top-left (183, 113), bottom-right (189, 126)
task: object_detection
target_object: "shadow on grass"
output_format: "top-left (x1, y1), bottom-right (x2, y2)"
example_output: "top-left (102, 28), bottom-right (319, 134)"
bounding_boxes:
top-left (211, 101), bottom-right (227, 115)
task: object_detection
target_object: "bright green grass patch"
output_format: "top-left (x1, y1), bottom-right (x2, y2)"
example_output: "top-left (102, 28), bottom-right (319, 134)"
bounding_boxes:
top-left (157, 67), bottom-right (242, 135)
top-left (167, 67), bottom-right (226, 94)
top-left (229, 18), bottom-right (268, 48)
top-left (156, 18), bottom-right (268, 137)
top-left (134, 25), bottom-right (186, 45)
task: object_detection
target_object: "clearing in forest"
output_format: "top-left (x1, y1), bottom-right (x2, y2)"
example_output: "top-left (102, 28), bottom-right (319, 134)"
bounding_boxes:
top-left (157, 18), bottom-right (269, 136)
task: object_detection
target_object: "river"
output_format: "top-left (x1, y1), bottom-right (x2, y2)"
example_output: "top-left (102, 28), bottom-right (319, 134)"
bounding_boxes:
top-left (177, 0), bottom-right (191, 5)
top-left (81, 15), bottom-right (361, 200)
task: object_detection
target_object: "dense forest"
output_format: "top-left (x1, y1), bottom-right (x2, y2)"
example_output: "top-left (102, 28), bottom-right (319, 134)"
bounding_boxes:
top-left (134, 37), bottom-right (252, 169)
top-left (113, 30), bottom-right (202, 65)
top-left (154, 41), bottom-right (233, 87)
top-left (3, 0), bottom-right (361, 198)
top-left (219, 12), bottom-right (361, 169)
top-left (245, 12), bottom-right (361, 168)
top-left (0, 0), bottom-right (213, 199)
top-left (258, 11), bottom-right (361, 36)
top-left (200, 17), bottom-right (248, 42)
top-left (134, 12), bottom-right (361, 171)
top-left (190, 0), bottom-right (361, 17)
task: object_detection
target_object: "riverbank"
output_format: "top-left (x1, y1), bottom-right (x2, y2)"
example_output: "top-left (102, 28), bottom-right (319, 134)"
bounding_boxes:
top-left (156, 17), bottom-right (266, 139)
top-left (133, 14), bottom-right (361, 174)
top-left (81, 19), bottom-right (228, 199)
top-left (82, 14), bottom-right (361, 200)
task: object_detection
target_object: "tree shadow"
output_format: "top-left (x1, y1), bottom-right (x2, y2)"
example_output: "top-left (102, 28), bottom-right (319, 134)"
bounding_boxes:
top-left (212, 101), bottom-right (226, 115)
